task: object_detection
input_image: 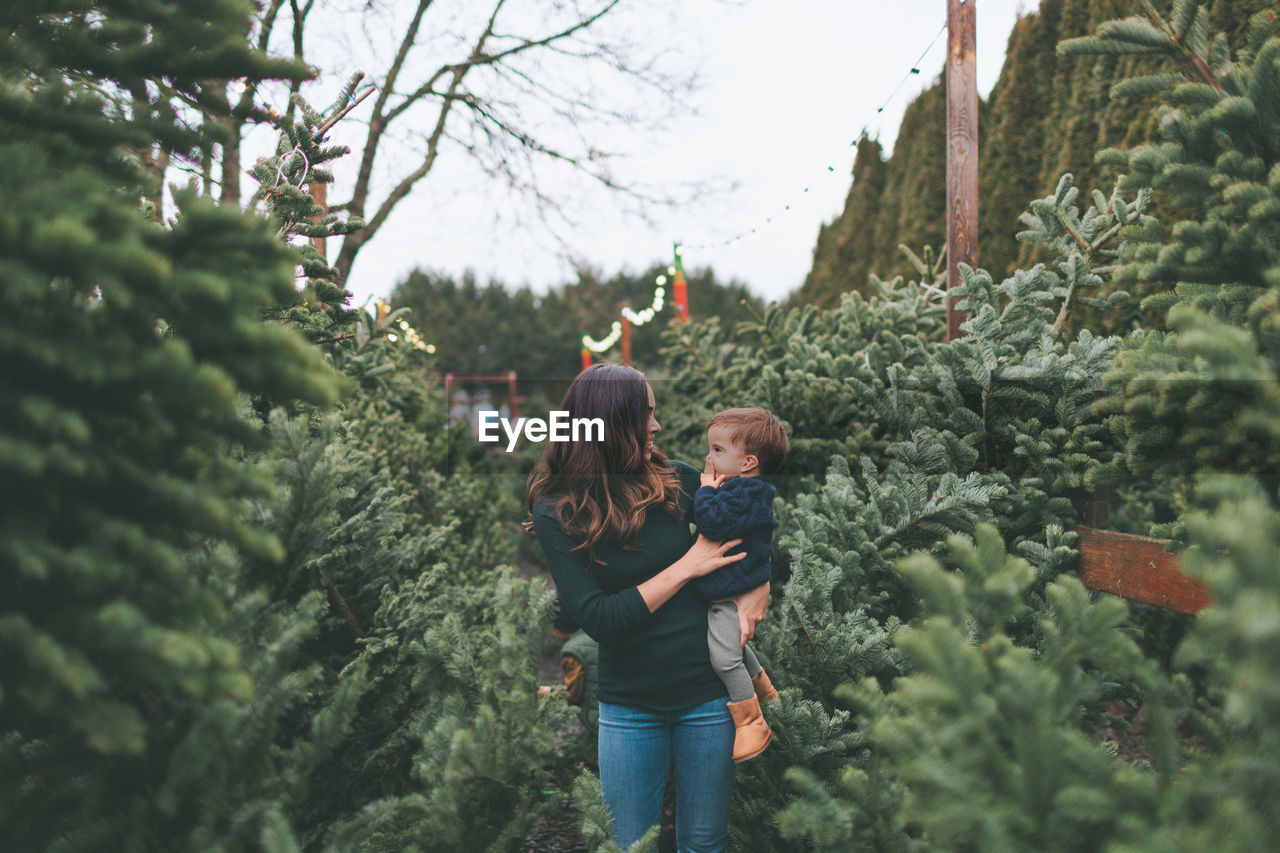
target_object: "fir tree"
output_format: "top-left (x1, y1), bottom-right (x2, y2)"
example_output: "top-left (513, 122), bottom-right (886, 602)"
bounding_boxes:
top-left (655, 164), bottom-right (1142, 849)
top-left (857, 525), bottom-right (1186, 851)
top-left (1066, 2), bottom-right (1280, 531)
top-left (251, 80), bottom-right (368, 349)
top-left (0, 0), bottom-right (334, 760)
top-left (1151, 475), bottom-right (1280, 848)
top-left (2, 3), bottom-right (562, 848)
top-left (0, 1), bottom-right (366, 848)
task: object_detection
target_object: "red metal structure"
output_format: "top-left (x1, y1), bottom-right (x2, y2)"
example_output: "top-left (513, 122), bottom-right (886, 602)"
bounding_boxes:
top-left (444, 371), bottom-right (521, 423)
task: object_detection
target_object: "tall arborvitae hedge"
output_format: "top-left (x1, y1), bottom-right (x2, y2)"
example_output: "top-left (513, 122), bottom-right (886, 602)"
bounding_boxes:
top-left (805, 135), bottom-right (890, 309)
top-left (797, 0), bottom-right (1272, 320)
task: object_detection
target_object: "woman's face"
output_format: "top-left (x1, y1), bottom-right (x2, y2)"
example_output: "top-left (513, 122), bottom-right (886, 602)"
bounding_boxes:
top-left (645, 382), bottom-right (660, 459)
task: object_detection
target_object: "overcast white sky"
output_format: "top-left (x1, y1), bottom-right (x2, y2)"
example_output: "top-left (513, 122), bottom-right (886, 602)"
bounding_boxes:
top-left (303, 1), bottom-right (1034, 306)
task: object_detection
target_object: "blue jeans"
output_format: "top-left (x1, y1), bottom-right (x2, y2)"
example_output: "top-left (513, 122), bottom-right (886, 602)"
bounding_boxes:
top-left (598, 697), bottom-right (736, 852)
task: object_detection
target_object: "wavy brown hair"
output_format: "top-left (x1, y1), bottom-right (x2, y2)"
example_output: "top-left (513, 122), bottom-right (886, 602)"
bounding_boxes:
top-left (525, 363), bottom-right (682, 560)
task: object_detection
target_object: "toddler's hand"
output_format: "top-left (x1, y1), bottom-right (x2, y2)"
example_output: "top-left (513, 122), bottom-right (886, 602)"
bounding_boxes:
top-left (700, 461), bottom-right (724, 489)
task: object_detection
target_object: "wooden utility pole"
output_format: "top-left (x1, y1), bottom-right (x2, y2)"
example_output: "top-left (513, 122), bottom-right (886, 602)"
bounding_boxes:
top-left (946, 0), bottom-right (978, 341)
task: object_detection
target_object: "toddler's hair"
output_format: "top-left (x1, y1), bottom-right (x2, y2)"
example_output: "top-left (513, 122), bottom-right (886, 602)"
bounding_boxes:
top-left (707, 407), bottom-right (789, 476)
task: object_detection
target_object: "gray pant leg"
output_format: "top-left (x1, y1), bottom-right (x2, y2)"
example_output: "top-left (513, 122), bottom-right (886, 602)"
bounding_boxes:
top-left (707, 601), bottom-right (755, 702)
top-left (742, 642), bottom-right (761, 678)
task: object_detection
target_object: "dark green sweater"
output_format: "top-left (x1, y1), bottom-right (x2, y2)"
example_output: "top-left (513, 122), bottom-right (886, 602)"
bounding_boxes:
top-left (532, 460), bottom-right (727, 711)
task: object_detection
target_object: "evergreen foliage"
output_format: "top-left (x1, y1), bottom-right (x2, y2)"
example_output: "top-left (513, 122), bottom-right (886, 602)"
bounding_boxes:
top-left (739, 6), bottom-right (1280, 850)
top-left (1152, 475), bottom-right (1280, 849)
top-left (2, 2), bottom-right (568, 849)
top-left (251, 80), bottom-right (367, 348)
top-left (859, 525), bottom-right (1184, 851)
top-left (9, 1), bottom-right (1280, 850)
top-left (1070, 1), bottom-right (1280, 533)
top-left (0, 0), bottom-right (334, 761)
top-left (658, 167), bottom-right (1141, 848)
top-left (801, 134), bottom-right (891, 308)
top-left (310, 564), bottom-right (576, 852)
top-left (572, 772), bottom-right (661, 853)
top-left (796, 0), bottom-right (1272, 316)
top-left (662, 175), bottom-right (1139, 540)
top-left (389, 263), bottom-right (763, 414)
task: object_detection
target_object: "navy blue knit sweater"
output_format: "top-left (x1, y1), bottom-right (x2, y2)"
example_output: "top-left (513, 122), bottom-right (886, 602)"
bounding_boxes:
top-left (689, 475), bottom-right (777, 599)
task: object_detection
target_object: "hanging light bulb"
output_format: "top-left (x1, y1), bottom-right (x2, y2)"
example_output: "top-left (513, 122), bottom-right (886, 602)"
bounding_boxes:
top-left (582, 322), bottom-right (623, 353)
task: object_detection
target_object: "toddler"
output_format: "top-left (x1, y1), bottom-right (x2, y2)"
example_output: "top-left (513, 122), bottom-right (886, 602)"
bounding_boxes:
top-left (691, 407), bottom-right (788, 762)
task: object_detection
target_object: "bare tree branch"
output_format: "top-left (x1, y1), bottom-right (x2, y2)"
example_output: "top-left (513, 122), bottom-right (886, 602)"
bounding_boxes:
top-left (336, 0), bottom-right (511, 278)
top-left (208, 0), bottom-right (700, 286)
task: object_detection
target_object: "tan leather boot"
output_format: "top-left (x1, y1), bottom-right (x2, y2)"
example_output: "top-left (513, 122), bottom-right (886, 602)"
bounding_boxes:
top-left (751, 668), bottom-right (779, 703)
top-left (727, 696), bottom-right (772, 762)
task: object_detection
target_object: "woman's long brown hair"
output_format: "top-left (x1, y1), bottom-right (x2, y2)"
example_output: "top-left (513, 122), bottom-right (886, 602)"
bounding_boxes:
top-left (525, 363), bottom-right (682, 560)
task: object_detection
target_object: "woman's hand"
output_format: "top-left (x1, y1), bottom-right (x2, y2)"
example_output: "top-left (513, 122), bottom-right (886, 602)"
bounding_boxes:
top-left (637, 535), bottom-right (744, 615)
top-left (728, 581), bottom-right (770, 647)
top-left (682, 534), bottom-right (745, 578)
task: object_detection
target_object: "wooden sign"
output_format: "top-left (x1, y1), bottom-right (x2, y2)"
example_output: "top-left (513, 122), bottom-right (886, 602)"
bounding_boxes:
top-left (1073, 526), bottom-right (1211, 615)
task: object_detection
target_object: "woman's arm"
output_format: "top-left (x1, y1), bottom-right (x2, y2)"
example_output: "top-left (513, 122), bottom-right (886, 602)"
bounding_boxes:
top-left (636, 534), bottom-right (746, 614)
top-left (533, 510), bottom-right (744, 644)
top-left (728, 581), bottom-right (770, 647)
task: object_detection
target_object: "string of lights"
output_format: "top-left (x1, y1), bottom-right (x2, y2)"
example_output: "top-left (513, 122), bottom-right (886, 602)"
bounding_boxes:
top-left (374, 298), bottom-right (437, 353)
top-left (621, 279), bottom-right (666, 325)
top-left (582, 321), bottom-right (623, 354)
top-left (580, 18), bottom-right (951, 357)
top-left (681, 21), bottom-right (948, 253)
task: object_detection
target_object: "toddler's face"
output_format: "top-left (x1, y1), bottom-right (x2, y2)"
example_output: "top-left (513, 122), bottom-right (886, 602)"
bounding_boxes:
top-left (705, 424), bottom-right (753, 479)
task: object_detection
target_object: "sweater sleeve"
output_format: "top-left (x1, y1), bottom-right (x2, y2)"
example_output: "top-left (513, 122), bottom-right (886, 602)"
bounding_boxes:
top-left (693, 479), bottom-right (777, 540)
top-left (532, 505), bottom-right (653, 646)
top-left (693, 486), bottom-right (739, 540)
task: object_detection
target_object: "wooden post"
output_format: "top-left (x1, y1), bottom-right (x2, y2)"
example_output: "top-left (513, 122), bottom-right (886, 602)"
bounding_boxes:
top-left (621, 301), bottom-right (632, 366)
top-left (443, 372), bottom-right (454, 428)
top-left (507, 371), bottom-right (520, 418)
top-left (310, 181), bottom-right (327, 256)
top-left (672, 243), bottom-right (689, 322)
top-left (946, 0), bottom-right (978, 342)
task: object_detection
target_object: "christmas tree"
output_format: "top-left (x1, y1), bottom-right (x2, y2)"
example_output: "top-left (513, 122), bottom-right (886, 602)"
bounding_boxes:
top-left (0, 0), bottom-right (334, 764)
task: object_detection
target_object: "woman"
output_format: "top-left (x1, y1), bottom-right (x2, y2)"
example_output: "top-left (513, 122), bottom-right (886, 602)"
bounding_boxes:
top-left (527, 363), bottom-right (769, 852)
